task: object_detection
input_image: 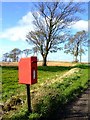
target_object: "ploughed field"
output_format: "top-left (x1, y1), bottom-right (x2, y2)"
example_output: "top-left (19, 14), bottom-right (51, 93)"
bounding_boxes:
top-left (1, 63), bottom-right (88, 120)
top-left (1, 61), bottom-right (78, 67)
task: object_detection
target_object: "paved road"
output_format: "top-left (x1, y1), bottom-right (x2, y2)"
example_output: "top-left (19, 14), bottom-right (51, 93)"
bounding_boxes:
top-left (60, 86), bottom-right (90, 120)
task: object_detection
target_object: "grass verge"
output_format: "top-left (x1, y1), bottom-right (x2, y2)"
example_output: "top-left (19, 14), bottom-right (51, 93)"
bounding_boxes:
top-left (2, 64), bottom-right (88, 120)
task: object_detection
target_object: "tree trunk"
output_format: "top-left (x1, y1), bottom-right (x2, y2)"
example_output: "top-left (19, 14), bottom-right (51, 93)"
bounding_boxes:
top-left (80, 43), bottom-right (82, 63)
top-left (42, 56), bottom-right (47, 66)
top-left (74, 45), bottom-right (79, 63)
top-left (80, 54), bottom-right (81, 63)
top-left (75, 55), bottom-right (78, 62)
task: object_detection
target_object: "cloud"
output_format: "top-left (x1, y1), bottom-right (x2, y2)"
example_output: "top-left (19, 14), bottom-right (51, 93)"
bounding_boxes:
top-left (0, 11), bottom-right (88, 42)
top-left (71, 20), bottom-right (88, 32)
top-left (18, 12), bottom-right (34, 26)
top-left (0, 12), bottom-right (34, 41)
top-left (1, 26), bottom-right (33, 41)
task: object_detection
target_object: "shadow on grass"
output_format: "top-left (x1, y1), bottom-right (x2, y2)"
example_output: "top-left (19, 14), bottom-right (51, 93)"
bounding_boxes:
top-left (2, 66), bottom-right (18, 70)
top-left (2, 66), bottom-right (71, 72)
top-left (11, 110), bottom-right (30, 120)
top-left (2, 63), bottom-right (88, 72)
top-left (37, 87), bottom-right (89, 120)
top-left (74, 64), bottom-right (89, 69)
top-left (38, 64), bottom-right (89, 72)
top-left (38, 66), bottom-right (71, 72)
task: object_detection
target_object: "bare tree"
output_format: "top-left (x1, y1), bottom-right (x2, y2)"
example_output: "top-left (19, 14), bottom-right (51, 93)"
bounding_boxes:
top-left (64, 30), bottom-right (88, 62)
top-left (22, 49), bottom-right (32, 57)
top-left (2, 53), bottom-right (9, 62)
top-left (9, 48), bottom-right (21, 62)
top-left (26, 2), bottom-right (84, 66)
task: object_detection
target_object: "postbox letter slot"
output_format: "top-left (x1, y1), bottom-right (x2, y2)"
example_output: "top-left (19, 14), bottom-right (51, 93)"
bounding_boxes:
top-left (32, 61), bottom-right (37, 63)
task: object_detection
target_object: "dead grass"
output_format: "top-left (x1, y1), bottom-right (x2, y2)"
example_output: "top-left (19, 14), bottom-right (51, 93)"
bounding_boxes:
top-left (39, 68), bottom-right (81, 86)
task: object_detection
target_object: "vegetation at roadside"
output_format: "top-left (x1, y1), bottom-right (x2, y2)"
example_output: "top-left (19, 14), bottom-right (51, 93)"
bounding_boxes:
top-left (2, 64), bottom-right (88, 120)
top-left (2, 66), bottom-right (70, 102)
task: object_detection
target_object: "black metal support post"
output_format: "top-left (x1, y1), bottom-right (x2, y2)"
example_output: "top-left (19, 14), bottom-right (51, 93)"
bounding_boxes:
top-left (26, 84), bottom-right (32, 113)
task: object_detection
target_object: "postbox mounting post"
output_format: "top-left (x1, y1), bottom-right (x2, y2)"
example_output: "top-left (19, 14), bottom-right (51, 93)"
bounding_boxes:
top-left (26, 84), bottom-right (32, 113)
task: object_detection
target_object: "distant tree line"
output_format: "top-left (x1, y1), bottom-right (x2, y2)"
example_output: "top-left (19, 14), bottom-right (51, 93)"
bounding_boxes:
top-left (2, 48), bottom-right (32, 62)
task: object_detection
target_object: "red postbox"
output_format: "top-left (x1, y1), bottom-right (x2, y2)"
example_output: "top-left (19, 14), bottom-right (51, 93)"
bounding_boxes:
top-left (19, 56), bottom-right (37, 85)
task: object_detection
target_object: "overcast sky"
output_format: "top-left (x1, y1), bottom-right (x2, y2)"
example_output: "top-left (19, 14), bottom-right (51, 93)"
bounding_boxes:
top-left (0, 1), bottom-right (88, 62)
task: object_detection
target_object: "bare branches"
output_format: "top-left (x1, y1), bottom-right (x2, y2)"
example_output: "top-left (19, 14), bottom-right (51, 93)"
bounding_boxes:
top-left (26, 2), bottom-right (85, 66)
top-left (64, 30), bottom-right (88, 62)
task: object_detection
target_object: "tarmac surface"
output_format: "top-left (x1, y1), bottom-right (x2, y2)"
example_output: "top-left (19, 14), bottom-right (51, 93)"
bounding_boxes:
top-left (60, 86), bottom-right (90, 120)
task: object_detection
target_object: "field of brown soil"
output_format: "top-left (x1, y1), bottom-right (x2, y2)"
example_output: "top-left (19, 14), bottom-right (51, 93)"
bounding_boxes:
top-left (38, 61), bottom-right (77, 66)
top-left (0, 61), bottom-right (83, 67)
top-left (0, 62), bottom-right (18, 66)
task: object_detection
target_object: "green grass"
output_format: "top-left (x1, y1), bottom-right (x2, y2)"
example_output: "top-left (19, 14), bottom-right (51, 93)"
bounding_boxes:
top-left (2, 66), bottom-right (25, 102)
top-left (2, 66), bottom-right (69, 102)
top-left (32, 65), bottom-right (88, 120)
top-left (2, 64), bottom-right (89, 120)
top-left (0, 67), bottom-right (2, 103)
